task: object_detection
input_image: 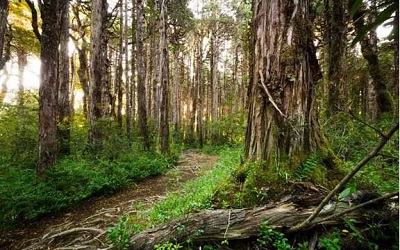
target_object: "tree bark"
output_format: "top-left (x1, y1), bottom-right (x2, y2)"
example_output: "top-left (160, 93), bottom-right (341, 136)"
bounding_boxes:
top-left (128, 196), bottom-right (396, 250)
top-left (136, 0), bottom-right (150, 150)
top-left (0, 0), bottom-right (8, 70)
top-left (57, 0), bottom-right (71, 156)
top-left (244, 0), bottom-right (321, 166)
top-left (37, 0), bottom-right (60, 176)
top-left (88, 0), bottom-right (108, 149)
top-left (158, 0), bottom-right (170, 155)
top-left (326, 0), bottom-right (346, 115)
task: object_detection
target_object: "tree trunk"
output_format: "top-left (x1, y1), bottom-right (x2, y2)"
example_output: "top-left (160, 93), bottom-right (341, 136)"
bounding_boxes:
top-left (196, 37), bottom-right (204, 148)
top-left (125, 0), bottom-right (133, 143)
top-left (128, 195), bottom-right (396, 250)
top-left (326, 0), bottom-right (346, 115)
top-left (77, 45), bottom-right (89, 118)
top-left (116, 2), bottom-right (124, 130)
top-left (244, 0), bottom-right (322, 166)
top-left (350, 0), bottom-right (394, 116)
top-left (136, 0), bottom-right (150, 150)
top-left (57, 0), bottom-right (71, 156)
top-left (158, 0), bottom-right (170, 155)
top-left (172, 49), bottom-right (180, 142)
top-left (0, 0), bottom-right (8, 70)
top-left (88, 0), bottom-right (108, 149)
top-left (37, 0), bottom-right (60, 176)
top-left (17, 49), bottom-right (27, 106)
top-left (210, 28), bottom-right (219, 140)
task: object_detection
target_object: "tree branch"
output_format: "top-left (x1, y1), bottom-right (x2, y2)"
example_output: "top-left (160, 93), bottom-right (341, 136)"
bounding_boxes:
top-left (24, 0), bottom-right (41, 42)
top-left (314, 191), bottom-right (399, 224)
top-left (288, 123), bottom-right (399, 233)
top-left (348, 110), bottom-right (386, 138)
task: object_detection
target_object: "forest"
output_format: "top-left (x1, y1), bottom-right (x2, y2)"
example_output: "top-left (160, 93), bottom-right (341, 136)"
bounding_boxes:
top-left (0, 0), bottom-right (398, 249)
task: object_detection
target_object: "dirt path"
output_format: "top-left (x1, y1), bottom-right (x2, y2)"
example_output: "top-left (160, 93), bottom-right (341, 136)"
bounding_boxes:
top-left (1, 150), bottom-right (218, 250)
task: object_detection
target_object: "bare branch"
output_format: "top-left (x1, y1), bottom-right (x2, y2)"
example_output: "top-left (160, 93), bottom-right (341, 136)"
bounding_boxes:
top-left (24, 0), bottom-right (42, 42)
top-left (314, 191), bottom-right (399, 224)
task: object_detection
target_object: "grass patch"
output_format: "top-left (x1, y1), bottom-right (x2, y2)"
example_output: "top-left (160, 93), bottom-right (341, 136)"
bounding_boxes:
top-left (109, 145), bottom-right (241, 248)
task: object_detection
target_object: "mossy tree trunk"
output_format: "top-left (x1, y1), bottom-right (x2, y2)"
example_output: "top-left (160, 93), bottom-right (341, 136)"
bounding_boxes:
top-left (244, 0), bottom-right (322, 167)
top-left (350, 0), bottom-right (394, 116)
top-left (88, 0), bottom-right (108, 150)
top-left (325, 0), bottom-right (347, 116)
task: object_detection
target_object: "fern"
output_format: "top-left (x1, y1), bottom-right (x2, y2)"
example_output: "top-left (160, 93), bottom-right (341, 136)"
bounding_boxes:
top-left (294, 155), bottom-right (320, 181)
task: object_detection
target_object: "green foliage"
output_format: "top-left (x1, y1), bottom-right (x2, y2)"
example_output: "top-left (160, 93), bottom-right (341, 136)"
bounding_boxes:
top-left (0, 129), bottom-right (177, 230)
top-left (155, 242), bottom-right (183, 250)
top-left (294, 153), bottom-right (324, 182)
top-left (109, 146), bottom-right (240, 247)
top-left (207, 112), bottom-right (247, 146)
top-left (108, 215), bottom-right (141, 250)
top-left (318, 231), bottom-right (342, 250)
top-left (323, 112), bottom-right (398, 193)
top-left (257, 221), bottom-right (291, 250)
top-left (0, 94), bottom-right (39, 166)
top-left (145, 146), bottom-right (240, 224)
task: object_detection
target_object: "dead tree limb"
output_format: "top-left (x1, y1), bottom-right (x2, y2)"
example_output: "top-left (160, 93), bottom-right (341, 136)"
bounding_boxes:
top-left (128, 203), bottom-right (361, 250)
top-left (288, 123), bottom-right (398, 233)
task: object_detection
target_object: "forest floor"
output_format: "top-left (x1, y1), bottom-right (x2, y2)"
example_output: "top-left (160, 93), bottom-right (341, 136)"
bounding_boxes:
top-left (1, 150), bottom-right (219, 250)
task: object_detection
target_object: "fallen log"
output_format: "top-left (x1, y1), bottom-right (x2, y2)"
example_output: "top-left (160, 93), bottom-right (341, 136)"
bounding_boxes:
top-left (128, 203), bottom-right (358, 250)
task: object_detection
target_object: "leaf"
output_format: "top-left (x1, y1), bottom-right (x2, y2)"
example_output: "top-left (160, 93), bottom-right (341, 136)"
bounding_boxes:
top-left (338, 186), bottom-right (356, 200)
top-left (350, 0), bottom-right (364, 17)
top-left (351, 0), bottom-right (398, 46)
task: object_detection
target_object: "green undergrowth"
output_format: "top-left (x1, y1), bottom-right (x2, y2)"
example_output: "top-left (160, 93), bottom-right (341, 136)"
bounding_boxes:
top-left (0, 151), bottom-right (177, 230)
top-left (108, 145), bottom-right (241, 249)
top-left (323, 112), bottom-right (399, 194)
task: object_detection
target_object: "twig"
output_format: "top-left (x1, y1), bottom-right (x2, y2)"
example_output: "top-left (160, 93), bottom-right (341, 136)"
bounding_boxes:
top-left (224, 209), bottom-right (232, 238)
top-left (259, 70), bottom-right (286, 118)
top-left (314, 191), bottom-right (399, 224)
top-left (288, 123), bottom-right (399, 233)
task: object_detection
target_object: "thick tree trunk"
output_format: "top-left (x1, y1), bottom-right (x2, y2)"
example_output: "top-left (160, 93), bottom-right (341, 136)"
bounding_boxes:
top-left (57, 1), bottom-right (71, 156)
top-left (136, 0), bottom-right (150, 150)
top-left (37, 0), bottom-right (60, 176)
top-left (326, 0), bottom-right (346, 115)
top-left (0, 0), bottom-right (8, 70)
top-left (244, 0), bottom-right (321, 166)
top-left (88, 0), bottom-right (108, 149)
top-left (158, 1), bottom-right (170, 155)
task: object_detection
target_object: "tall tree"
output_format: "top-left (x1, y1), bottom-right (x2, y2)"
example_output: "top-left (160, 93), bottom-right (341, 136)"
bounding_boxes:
top-left (57, 0), bottom-right (71, 156)
top-left (0, 0), bottom-right (8, 70)
top-left (25, 0), bottom-right (62, 176)
top-left (136, 0), bottom-right (150, 149)
top-left (245, 0), bottom-right (322, 166)
top-left (89, 0), bottom-right (108, 149)
top-left (325, 0), bottom-right (347, 115)
top-left (158, 0), bottom-right (170, 154)
top-left (350, 0), bottom-right (394, 116)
